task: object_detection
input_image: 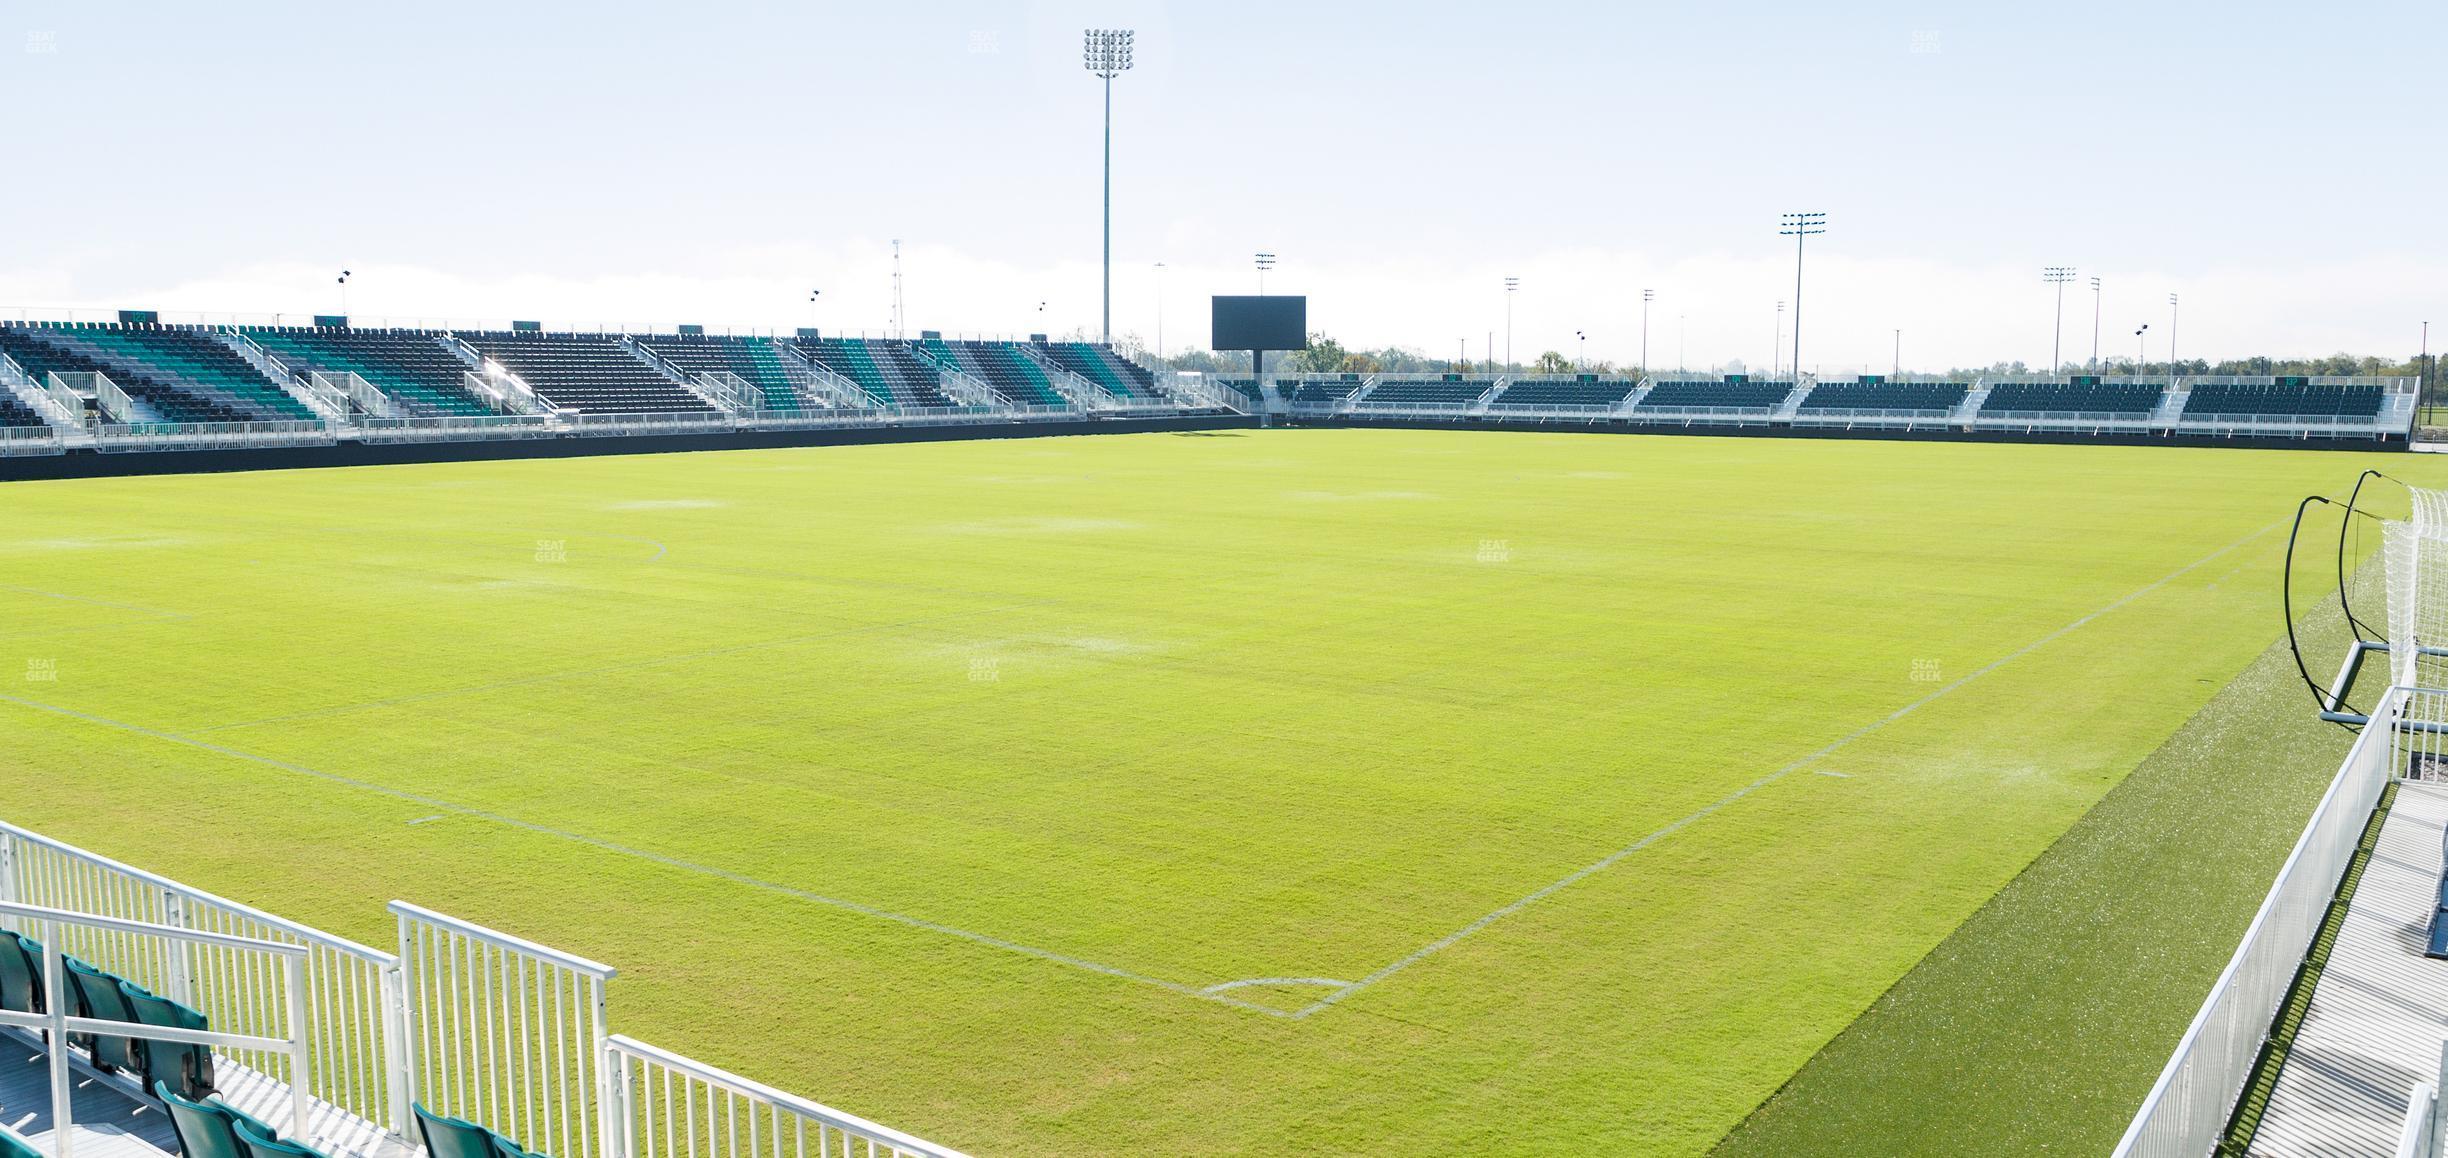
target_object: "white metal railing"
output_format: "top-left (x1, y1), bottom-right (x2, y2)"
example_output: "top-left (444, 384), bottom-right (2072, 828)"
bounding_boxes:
top-left (353, 413), bottom-right (556, 442)
top-left (0, 901), bottom-right (312, 1158)
top-left (465, 370), bottom-right (551, 416)
top-left (0, 821), bottom-right (406, 1134)
top-left (311, 371), bottom-right (401, 419)
top-left (689, 371), bottom-right (763, 415)
top-left (40, 370), bottom-right (86, 425)
top-left (0, 425), bottom-right (63, 455)
top-left (608, 1036), bottom-right (969, 1158)
top-left (2400, 1080), bottom-right (2439, 1158)
top-left (91, 419), bottom-right (332, 453)
top-left (563, 410), bottom-right (738, 436)
top-left (393, 902), bottom-right (616, 1158)
top-left (2113, 684), bottom-right (2417, 1156)
top-left (219, 331), bottom-right (349, 423)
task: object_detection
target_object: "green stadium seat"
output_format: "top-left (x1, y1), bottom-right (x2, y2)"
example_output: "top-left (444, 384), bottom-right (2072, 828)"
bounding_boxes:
top-left (415, 1103), bottom-right (510, 1158)
top-left (0, 1125), bottom-right (42, 1158)
top-left (62, 956), bottom-right (145, 1071)
top-left (159, 1081), bottom-right (278, 1158)
top-left (0, 932), bottom-right (41, 1015)
top-left (233, 1118), bottom-right (328, 1158)
top-left (124, 982), bottom-right (217, 1100)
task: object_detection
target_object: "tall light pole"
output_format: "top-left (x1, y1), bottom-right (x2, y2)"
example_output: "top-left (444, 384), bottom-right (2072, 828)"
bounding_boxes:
top-left (2089, 276), bottom-right (2102, 371)
top-left (2168, 293), bottom-right (2180, 380)
top-left (1152, 263), bottom-right (1166, 364)
top-left (1503, 277), bottom-right (1519, 374)
top-left (1083, 28), bottom-right (1134, 343)
top-left (336, 270), bottom-right (352, 317)
top-left (1255, 252), bottom-right (1275, 294)
top-left (808, 289), bottom-right (820, 334)
top-left (1773, 300), bottom-right (1784, 377)
top-left (1893, 329), bottom-right (1901, 376)
top-left (2134, 323), bottom-right (2149, 375)
top-left (1641, 289), bottom-right (1653, 377)
top-left (1779, 212), bottom-right (1826, 381)
top-left (1575, 330), bottom-right (1586, 372)
top-left (2043, 266), bottom-right (2077, 373)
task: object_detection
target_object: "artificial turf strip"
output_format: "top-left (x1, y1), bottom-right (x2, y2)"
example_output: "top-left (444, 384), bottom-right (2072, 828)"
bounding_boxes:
top-left (0, 430), bottom-right (2426, 1155)
top-left (2219, 778), bottom-right (2397, 1154)
top-left (1712, 573), bottom-right (2373, 1157)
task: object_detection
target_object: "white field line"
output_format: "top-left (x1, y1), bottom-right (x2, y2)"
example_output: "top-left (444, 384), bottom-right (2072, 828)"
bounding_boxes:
top-left (0, 522), bottom-right (2280, 1024)
top-left (0, 689), bottom-right (1297, 1020)
top-left (1286, 521), bottom-right (2282, 1019)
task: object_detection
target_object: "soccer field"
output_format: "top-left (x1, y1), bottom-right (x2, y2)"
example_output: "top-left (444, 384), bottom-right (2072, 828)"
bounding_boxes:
top-left (0, 429), bottom-right (2415, 1154)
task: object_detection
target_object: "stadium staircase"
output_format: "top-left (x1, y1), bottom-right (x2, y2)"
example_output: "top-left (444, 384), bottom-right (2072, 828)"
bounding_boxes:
top-left (1033, 343), bottom-right (1161, 403)
top-left (766, 341), bottom-right (876, 410)
top-left (629, 334), bottom-right (820, 414)
top-left (458, 332), bottom-right (717, 414)
top-left (913, 338), bottom-right (1067, 409)
top-left (1773, 381), bottom-right (1813, 420)
top-left (1953, 384), bottom-right (1991, 422)
top-left (613, 335), bottom-right (749, 414)
top-left (239, 328), bottom-right (499, 419)
top-left (2149, 381), bottom-right (2189, 428)
top-left (0, 818), bottom-right (971, 1158)
top-left (0, 350), bottom-right (82, 431)
top-left (0, 326), bottom-right (265, 424)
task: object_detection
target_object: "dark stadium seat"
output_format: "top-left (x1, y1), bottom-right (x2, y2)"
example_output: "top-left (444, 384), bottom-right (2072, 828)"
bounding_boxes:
top-left (2182, 382), bottom-right (2387, 420)
top-left (1285, 376), bottom-right (1364, 404)
top-left (0, 324), bottom-right (291, 423)
top-left (234, 1117), bottom-right (330, 1158)
top-left (1488, 378), bottom-right (1637, 409)
top-left (793, 339), bottom-right (958, 409)
top-left (0, 393), bottom-right (47, 428)
top-left (1357, 377), bottom-right (1487, 407)
top-left (416, 1101), bottom-right (536, 1158)
top-left (243, 327), bottom-right (492, 417)
top-left (64, 955), bottom-right (147, 1073)
top-left (460, 332), bottom-right (714, 414)
top-left (633, 333), bottom-right (810, 412)
top-left (1980, 380), bottom-right (2161, 416)
top-left (125, 983), bottom-right (217, 1100)
top-left (1638, 380), bottom-right (1792, 410)
top-left (0, 1121), bottom-right (39, 1158)
top-left (0, 933), bottom-right (39, 1015)
top-left (921, 339), bottom-right (1067, 407)
top-left (1795, 381), bottom-right (1970, 413)
top-left (1040, 342), bottom-right (1159, 401)
top-left (160, 1082), bottom-right (279, 1158)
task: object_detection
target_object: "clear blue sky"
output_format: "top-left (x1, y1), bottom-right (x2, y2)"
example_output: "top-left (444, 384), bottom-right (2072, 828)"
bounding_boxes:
top-left (5, 0), bottom-right (2441, 371)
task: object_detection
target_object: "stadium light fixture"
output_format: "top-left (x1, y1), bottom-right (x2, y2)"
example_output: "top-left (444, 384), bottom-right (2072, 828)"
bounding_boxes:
top-left (1504, 277), bottom-right (1519, 374)
top-left (808, 289), bottom-right (820, 333)
top-left (1772, 301), bottom-right (1784, 378)
top-left (1153, 262), bottom-right (1166, 364)
top-left (2168, 293), bottom-right (2180, 380)
top-left (1778, 212), bottom-right (1826, 381)
top-left (1255, 252), bottom-right (1276, 295)
top-left (337, 270), bottom-right (352, 317)
top-left (2134, 322), bottom-right (2150, 375)
top-left (1575, 330), bottom-right (1586, 372)
top-left (1641, 289), bottom-right (1654, 376)
top-left (2089, 276), bottom-right (2103, 372)
top-left (1084, 28), bottom-right (1135, 344)
top-left (1893, 329), bottom-right (1901, 376)
top-left (2043, 267), bottom-right (2077, 374)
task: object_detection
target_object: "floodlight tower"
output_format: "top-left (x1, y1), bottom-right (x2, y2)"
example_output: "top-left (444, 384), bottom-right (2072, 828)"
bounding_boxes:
top-left (1641, 289), bottom-right (1654, 376)
top-left (337, 270), bottom-right (352, 316)
top-left (2168, 293), bottom-right (2180, 379)
top-left (1779, 212), bottom-right (1826, 380)
top-left (2089, 276), bottom-right (2103, 371)
top-left (1153, 262), bottom-right (1166, 363)
top-left (2043, 267), bottom-right (2077, 373)
top-left (2134, 323), bottom-right (2150, 374)
top-left (1504, 277), bottom-right (1519, 374)
top-left (1255, 252), bottom-right (1276, 294)
top-left (1575, 330), bottom-right (1586, 372)
top-left (1084, 28), bottom-right (1135, 343)
top-left (1773, 301), bottom-right (1784, 377)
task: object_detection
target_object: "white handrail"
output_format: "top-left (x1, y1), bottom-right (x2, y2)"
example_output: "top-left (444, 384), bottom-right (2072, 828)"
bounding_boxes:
top-left (607, 1035), bottom-right (971, 1158)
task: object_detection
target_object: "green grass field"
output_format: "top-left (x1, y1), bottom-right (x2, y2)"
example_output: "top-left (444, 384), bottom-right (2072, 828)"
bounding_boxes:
top-left (0, 429), bottom-right (2420, 1155)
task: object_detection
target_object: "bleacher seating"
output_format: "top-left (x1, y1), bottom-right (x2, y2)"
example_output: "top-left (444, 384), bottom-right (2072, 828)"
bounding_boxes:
top-left (1796, 381), bottom-right (1970, 413)
top-left (1488, 378), bottom-right (1637, 410)
top-left (1216, 377), bottom-right (1265, 405)
top-left (0, 393), bottom-right (46, 427)
top-left (161, 1082), bottom-right (294, 1158)
top-left (461, 332), bottom-right (713, 413)
top-left (2183, 382), bottom-right (2389, 420)
top-left (1358, 377), bottom-right (1488, 407)
top-left (793, 339), bottom-right (956, 409)
top-left (1286, 376), bottom-right (1364, 405)
top-left (415, 1101), bottom-right (542, 1158)
top-left (1638, 380), bottom-right (1792, 410)
top-left (922, 339), bottom-right (1067, 407)
top-left (0, 325), bottom-right (282, 423)
top-left (634, 334), bottom-right (809, 412)
top-left (3, 928), bottom-right (217, 1101)
top-left (243, 327), bottom-right (491, 417)
top-left (1981, 380), bottom-right (2162, 415)
top-left (1041, 342), bottom-right (1159, 400)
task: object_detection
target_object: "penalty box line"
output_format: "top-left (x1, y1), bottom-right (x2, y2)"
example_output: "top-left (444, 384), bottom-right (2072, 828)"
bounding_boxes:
top-left (0, 692), bottom-right (1299, 1020)
top-left (1289, 521), bottom-right (2283, 1019)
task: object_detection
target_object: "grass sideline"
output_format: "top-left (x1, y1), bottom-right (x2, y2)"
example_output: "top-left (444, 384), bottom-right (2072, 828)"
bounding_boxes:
top-left (1714, 565), bottom-right (2375, 1155)
top-left (0, 430), bottom-right (2421, 1154)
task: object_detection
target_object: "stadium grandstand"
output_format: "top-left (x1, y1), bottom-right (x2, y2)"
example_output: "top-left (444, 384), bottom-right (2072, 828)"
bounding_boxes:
top-left (0, 325), bottom-right (2419, 471)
